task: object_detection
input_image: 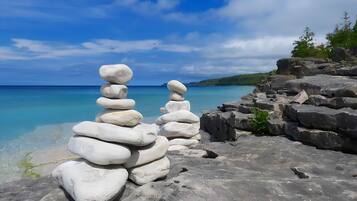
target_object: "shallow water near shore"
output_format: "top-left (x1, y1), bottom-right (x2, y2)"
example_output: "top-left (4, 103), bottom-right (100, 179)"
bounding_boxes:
top-left (0, 85), bottom-right (254, 183)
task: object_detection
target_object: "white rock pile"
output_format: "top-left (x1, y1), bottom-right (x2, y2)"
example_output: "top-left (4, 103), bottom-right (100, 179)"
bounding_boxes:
top-left (52, 64), bottom-right (170, 201)
top-left (157, 80), bottom-right (201, 151)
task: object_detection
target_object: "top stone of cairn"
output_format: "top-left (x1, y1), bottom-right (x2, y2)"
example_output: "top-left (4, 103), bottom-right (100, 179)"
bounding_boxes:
top-left (99, 64), bottom-right (133, 84)
top-left (167, 80), bottom-right (187, 95)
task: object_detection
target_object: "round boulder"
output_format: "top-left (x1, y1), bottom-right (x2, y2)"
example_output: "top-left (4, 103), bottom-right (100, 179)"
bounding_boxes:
top-left (97, 97), bottom-right (135, 110)
top-left (97, 109), bottom-right (143, 127)
top-left (100, 84), bottom-right (128, 99)
top-left (124, 136), bottom-right (169, 168)
top-left (170, 92), bottom-right (185, 101)
top-left (128, 156), bottom-right (170, 185)
top-left (52, 160), bottom-right (128, 201)
top-left (99, 64), bottom-right (133, 84)
top-left (167, 80), bottom-right (187, 95)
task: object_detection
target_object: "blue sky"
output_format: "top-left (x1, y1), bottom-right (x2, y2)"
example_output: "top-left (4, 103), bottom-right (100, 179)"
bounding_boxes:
top-left (0, 0), bottom-right (356, 85)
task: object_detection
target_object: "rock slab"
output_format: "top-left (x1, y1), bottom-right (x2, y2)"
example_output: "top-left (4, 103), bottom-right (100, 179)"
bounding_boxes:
top-left (52, 160), bottom-right (128, 201)
top-left (73, 121), bottom-right (157, 146)
top-left (128, 157), bottom-right (170, 185)
top-left (2, 136), bottom-right (357, 201)
top-left (68, 136), bottom-right (131, 165)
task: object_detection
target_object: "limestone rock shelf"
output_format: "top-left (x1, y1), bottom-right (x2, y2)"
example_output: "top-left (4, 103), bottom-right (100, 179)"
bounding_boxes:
top-left (2, 135), bottom-right (357, 201)
top-left (201, 57), bottom-right (357, 154)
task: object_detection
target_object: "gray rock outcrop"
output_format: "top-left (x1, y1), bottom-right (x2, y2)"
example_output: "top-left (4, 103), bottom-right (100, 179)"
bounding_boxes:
top-left (201, 56), bottom-right (357, 153)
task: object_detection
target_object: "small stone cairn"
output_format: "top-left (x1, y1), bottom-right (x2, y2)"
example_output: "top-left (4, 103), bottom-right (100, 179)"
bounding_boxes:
top-left (52, 64), bottom-right (170, 201)
top-left (156, 80), bottom-right (201, 151)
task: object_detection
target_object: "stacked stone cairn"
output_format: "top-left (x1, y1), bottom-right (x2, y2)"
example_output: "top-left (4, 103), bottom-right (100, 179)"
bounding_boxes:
top-left (52, 64), bottom-right (170, 201)
top-left (157, 80), bottom-right (201, 151)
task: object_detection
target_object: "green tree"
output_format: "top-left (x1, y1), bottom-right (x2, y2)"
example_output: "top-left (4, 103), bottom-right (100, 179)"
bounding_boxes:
top-left (353, 17), bottom-right (357, 32)
top-left (291, 27), bottom-right (315, 57)
top-left (292, 27), bottom-right (329, 58)
top-left (342, 11), bottom-right (352, 31)
top-left (326, 12), bottom-right (357, 48)
top-left (352, 16), bottom-right (357, 47)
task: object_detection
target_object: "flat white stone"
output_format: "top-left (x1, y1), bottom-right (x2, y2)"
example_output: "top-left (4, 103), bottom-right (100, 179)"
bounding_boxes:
top-left (169, 92), bottom-right (184, 101)
top-left (168, 145), bottom-right (189, 151)
top-left (52, 160), bottom-right (128, 201)
top-left (155, 110), bottom-right (199, 125)
top-left (129, 156), bottom-right (170, 185)
top-left (190, 133), bottom-right (202, 141)
top-left (100, 84), bottom-right (128, 99)
top-left (97, 97), bottom-right (135, 110)
top-left (169, 138), bottom-right (199, 147)
top-left (167, 80), bottom-right (187, 95)
top-left (99, 64), bottom-right (133, 84)
top-left (68, 136), bottom-right (131, 165)
top-left (124, 136), bottom-right (169, 168)
top-left (97, 109), bottom-right (143, 127)
top-left (165, 100), bottom-right (190, 113)
top-left (159, 122), bottom-right (200, 138)
top-left (73, 121), bottom-right (157, 146)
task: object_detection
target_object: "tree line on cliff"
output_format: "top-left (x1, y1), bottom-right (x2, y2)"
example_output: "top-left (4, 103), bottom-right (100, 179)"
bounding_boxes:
top-left (292, 12), bottom-right (357, 58)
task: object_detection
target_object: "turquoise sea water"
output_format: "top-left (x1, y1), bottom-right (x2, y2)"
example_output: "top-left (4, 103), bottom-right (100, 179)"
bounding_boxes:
top-left (0, 85), bottom-right (254, 183)
top-left (0, 85), bottom-right (254, 143)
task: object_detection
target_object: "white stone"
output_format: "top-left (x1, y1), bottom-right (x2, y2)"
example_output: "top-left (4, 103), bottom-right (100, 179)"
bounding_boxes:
top-left (68, 136), bottom-right (131, 165)
top-left (52, 160), bottom-right (128, 201)
top-left (155, 110), bottom-right (199, 125)
top-left (124, 136), bottom-right (169, 168)
top-left (165, 100), bottom-right (190, 113)
top-left (129, 157), bottom-right (170, 185)
top-left (97, 97), bottom-right (135, 110)
top-left (100, 84), bottom-right (128, 99)
top-left (167, 80), bottom-right (187, 95)
top-left (73, 121), bottom-right (157, 146)
top-left (159, 122), bottom-right (200, 138)
top-left (292, 90), bottom-right (309, 104)
top-left (99, 64), bottom-right (133, 84)
top-left (190, 133), bottom-right (202, 141)
top-left (97, 109), bottom-right (143, 127)
top-left (169, 92), bottom-right (184, 101)
top-left (168, 145), bottom-right (189, 151)
top-left (169, 138), bottom-right (199, 147)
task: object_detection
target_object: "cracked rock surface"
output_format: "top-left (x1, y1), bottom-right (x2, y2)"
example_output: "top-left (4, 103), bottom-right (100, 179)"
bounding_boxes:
top-left (1, 134), bottom-right (357, 201)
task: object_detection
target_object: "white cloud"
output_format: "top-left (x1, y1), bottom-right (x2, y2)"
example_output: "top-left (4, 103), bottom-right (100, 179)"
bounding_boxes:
top-left (214, 0), bottom-right (357, 35)
top-left (181, 59), bottom-right (275, 76)
top-left (0, 38), bottom-right (199, 60)
top-left (0, 47), bottom-right (27, 60)
top-left (158, 44), bottom-right (200, 53)
top-left (203, 36), bottom-right (295, 59)
top-left (82, 39), bottom-right (161, 53)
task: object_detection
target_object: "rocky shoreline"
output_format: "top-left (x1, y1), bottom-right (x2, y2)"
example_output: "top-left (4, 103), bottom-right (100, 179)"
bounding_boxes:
top-left (1, 132), bottom-right (357, 200)
top-left (201, 56), bottom-right (357, 154)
